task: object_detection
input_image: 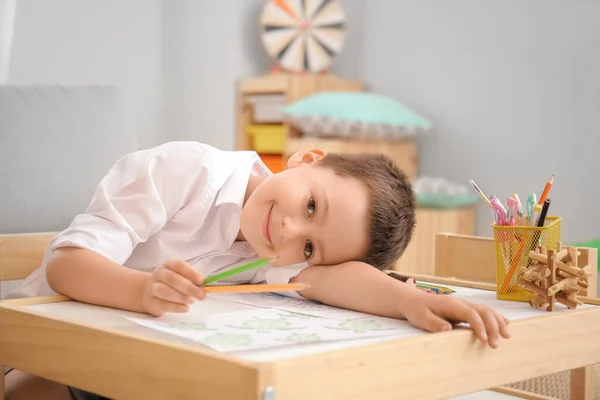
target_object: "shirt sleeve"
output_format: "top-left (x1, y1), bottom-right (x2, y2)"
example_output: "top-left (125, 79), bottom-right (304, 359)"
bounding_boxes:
top-left (50, 142), bottom-right (212, 264)
top-left (250, 262), bottom-right (310, 299)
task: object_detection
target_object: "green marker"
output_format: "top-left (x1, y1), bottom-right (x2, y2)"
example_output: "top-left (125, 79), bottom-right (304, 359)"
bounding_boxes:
top-left (203, 258), bottom-right (270, 285)
top-left (526, 193), bottom-right (537, 223)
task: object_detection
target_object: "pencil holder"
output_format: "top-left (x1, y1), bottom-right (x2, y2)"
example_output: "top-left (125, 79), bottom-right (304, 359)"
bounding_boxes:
top-left (492, 216), bottom-right (561, 301)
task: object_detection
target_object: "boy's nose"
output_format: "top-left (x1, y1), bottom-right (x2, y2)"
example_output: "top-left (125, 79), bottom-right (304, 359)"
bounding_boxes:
top-left (281, 216), bottom-right (304, 241)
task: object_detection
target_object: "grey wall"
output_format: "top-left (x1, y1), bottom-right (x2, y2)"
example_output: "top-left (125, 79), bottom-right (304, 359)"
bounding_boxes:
top-left (162, 0), bottom-right (366, 150)
top-left (161, 1), bottom-right (266, 151)
top-left (362, 0), bottom-right (600, 242)
top-left (7, 0), bottom-right (365, 152)
top-left (8, 0), bottom-right (165, 148)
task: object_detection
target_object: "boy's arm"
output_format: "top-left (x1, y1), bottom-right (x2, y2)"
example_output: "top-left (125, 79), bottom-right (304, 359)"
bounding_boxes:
top-left (292, 261), bottom-right (510, 348)
top-left (47, 247), bottom-right (149, 313)
top-left (45, 143), bottom-right (210, 314)
top-left (47, 247), bottom-right (204, 315)
top-left (291, 261), bottom-right (420, 320)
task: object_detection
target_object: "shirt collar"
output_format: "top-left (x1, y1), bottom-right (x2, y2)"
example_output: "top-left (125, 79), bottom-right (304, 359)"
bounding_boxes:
top-left (214, 151), bottom-right (272, 257)
top-left (214, 150), bottom-right (271, 207)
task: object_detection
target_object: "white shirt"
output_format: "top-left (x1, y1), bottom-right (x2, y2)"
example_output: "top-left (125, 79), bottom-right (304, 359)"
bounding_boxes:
top-left (7, 142), bottom-right (308, 299)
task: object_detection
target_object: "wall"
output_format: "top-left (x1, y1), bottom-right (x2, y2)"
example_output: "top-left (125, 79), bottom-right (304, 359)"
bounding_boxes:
top-left (7, 0), bottom-right (365, 152)
top-left (162, 0), bottom-right (366, 150)
top-left (161, 0), bottom-right (264, 151)
top-left (7, 0), bottom-right (598, 241)
top-left (7, 0), bottom-right (164, 148)
top-left (362, 0), bottom-right (600, 242)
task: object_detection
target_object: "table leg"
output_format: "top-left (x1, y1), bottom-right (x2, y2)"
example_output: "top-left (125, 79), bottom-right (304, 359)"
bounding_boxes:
top-left (570, 365), bottom-right (595, 400)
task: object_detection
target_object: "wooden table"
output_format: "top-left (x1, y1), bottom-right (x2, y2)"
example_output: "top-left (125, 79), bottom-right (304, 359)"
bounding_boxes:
top-left (1, 277), bottom-right (600, 400)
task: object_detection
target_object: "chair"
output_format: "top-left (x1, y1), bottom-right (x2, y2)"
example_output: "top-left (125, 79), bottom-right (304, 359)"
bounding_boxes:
top-left (0, 232), bottom-right (56, 399)
top-left (0, 232), bottom-right (57, 289)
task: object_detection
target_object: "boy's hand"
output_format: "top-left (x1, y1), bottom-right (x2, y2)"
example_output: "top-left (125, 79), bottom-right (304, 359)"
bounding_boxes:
top-left (403, 292), bottom-right (510, 348)
top-left (142, 260), bottom-right (206, 316)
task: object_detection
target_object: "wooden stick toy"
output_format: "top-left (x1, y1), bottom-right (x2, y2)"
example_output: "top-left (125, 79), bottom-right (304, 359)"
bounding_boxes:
top-left (518, 243), bottom-right (590, 311)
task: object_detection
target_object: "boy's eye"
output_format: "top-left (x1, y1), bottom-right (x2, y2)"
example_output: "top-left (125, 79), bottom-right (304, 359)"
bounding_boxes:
top-left (307, 197), bottom-right (316, 216)
top-left (304, 240), bottom-right (314, 259)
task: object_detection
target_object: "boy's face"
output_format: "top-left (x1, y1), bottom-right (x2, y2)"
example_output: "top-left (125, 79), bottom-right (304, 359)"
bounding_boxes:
top-left (240, 150), bottom-right (370, 267)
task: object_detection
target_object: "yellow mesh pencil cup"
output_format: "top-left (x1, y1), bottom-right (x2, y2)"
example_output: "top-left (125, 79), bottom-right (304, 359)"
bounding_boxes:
top-left (492, 216), bottom-right (561, 301)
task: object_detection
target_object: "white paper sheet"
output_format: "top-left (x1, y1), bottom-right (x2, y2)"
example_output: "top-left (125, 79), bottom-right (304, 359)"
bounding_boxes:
top-left (127, 283), bottom-right (593, 353)
top-left (127, 308), bottom-right (422, 352)
top-left (207, 292), bottom-right (371, 320)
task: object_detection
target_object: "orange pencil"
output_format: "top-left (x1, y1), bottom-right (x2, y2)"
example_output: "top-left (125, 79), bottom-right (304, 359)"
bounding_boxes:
top-left (203, 283), bottom-right (310, 294)
top-left (538, 174), bottom-right (554, 205)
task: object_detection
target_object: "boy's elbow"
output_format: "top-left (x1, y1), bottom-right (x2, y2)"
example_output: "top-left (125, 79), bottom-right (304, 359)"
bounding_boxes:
top-left (46, 248), bottom-right (78, 294)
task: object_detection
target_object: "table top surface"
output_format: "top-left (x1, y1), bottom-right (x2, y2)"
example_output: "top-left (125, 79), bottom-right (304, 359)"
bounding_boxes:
top-left (9, 281), bottom-right (593, 363)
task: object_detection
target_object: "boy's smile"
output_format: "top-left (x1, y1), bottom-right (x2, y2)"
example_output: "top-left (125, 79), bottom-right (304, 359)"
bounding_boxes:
top-left (263, 204), bottom-right (273, 243)
top-left (239, 150), bottom-right (371, 267)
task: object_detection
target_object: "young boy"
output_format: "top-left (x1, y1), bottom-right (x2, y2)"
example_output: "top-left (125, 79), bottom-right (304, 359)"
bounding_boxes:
top-left (5, 141), bottom-right (510, 400)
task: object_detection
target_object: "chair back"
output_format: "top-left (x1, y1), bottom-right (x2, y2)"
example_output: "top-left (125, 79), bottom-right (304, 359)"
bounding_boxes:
top-left (434, 233), bottom-right (598, 297)
top-left (0, 232), bottom-right (56, 282)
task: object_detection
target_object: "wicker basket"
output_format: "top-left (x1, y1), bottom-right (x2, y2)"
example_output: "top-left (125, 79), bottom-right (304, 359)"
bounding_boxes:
top-left (508, 367), bottom-right (599, 400)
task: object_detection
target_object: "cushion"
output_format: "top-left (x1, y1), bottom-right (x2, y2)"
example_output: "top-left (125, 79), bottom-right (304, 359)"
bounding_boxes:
top-left (282, 91), bottom-right (432, 140)
top-left (412, 177), bottom-right (480, 209)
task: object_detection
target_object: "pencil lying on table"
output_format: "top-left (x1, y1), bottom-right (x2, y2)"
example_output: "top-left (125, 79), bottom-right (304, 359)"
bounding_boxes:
top-left (203, 283), bottom-right (310, 294)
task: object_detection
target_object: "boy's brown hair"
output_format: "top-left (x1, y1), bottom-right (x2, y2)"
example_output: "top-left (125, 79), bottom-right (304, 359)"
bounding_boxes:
top-left (317, 152), bottom-right (416, 270)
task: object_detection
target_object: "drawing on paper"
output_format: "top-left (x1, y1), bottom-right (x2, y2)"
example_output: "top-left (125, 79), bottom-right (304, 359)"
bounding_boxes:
top-left (278, 333), bottom-right (323, 344)
top-left (167, 322), bottom-right (215, 331)
top-left (128, 284), bottom-right (582, 353)
top-left (226, 316), bottom-right (304, 333)
top-left (239, 292), bottom-right (333, 311)
top-left (325, 318), bottom-right (399, 334)
top-left (127, 305), bottom-right (418, 353)
top-left (208, 292), bottom-right (371, 320)
top-left (276, 310), bottom-right (322, 319)
top-left (204, 333), bottom-right (253, 348)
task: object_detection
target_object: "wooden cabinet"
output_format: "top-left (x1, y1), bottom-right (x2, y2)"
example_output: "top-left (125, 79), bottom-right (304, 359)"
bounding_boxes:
top-left (236, 73), bottom-right (364, 172)
top-left (393, 207), bottom-right (477, 275)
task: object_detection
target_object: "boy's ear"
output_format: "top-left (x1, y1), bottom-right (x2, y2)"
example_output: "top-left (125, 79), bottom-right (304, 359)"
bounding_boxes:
top-left (287, 149), bottom-right (327, 169)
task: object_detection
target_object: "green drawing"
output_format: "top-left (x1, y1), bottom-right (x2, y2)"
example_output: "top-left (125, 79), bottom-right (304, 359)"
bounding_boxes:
top-left (325, 319), bottom-right (398, 334)
top-left (276, 310), bottom-right (321, 319)
top-left (204, 333), bottom-right (253, 348)
top-left (226, 316), bottom-right (304, 333)
top-left (278, 333), bottom-right (322, 343)
top-left (167, 322), bottom-right (215, 331)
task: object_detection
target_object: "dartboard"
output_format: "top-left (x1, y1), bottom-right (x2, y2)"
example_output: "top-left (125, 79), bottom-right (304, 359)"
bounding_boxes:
top-left (259, 0), bottom-right (347, 73)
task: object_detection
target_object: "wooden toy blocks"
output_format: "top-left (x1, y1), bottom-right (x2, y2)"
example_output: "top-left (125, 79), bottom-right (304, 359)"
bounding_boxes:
top-left (518, 244), bottom-right (591, 311)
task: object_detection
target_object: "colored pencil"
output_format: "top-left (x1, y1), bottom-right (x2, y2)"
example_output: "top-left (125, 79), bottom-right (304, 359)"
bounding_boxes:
top-left (469, 179), bottom-right (492, 208)
top-left (538, 174), bottom-right (554, 205)
top-left (385, 272), bottom-right (455, 295)
top-left (203, 283), bottom-right (310, 294)
top-left (536, 198), bottom-right (551, 228)
top-left (416, 283), bottom-right (455, 295)
top-left (203, 258), bottom-right (270, 285)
